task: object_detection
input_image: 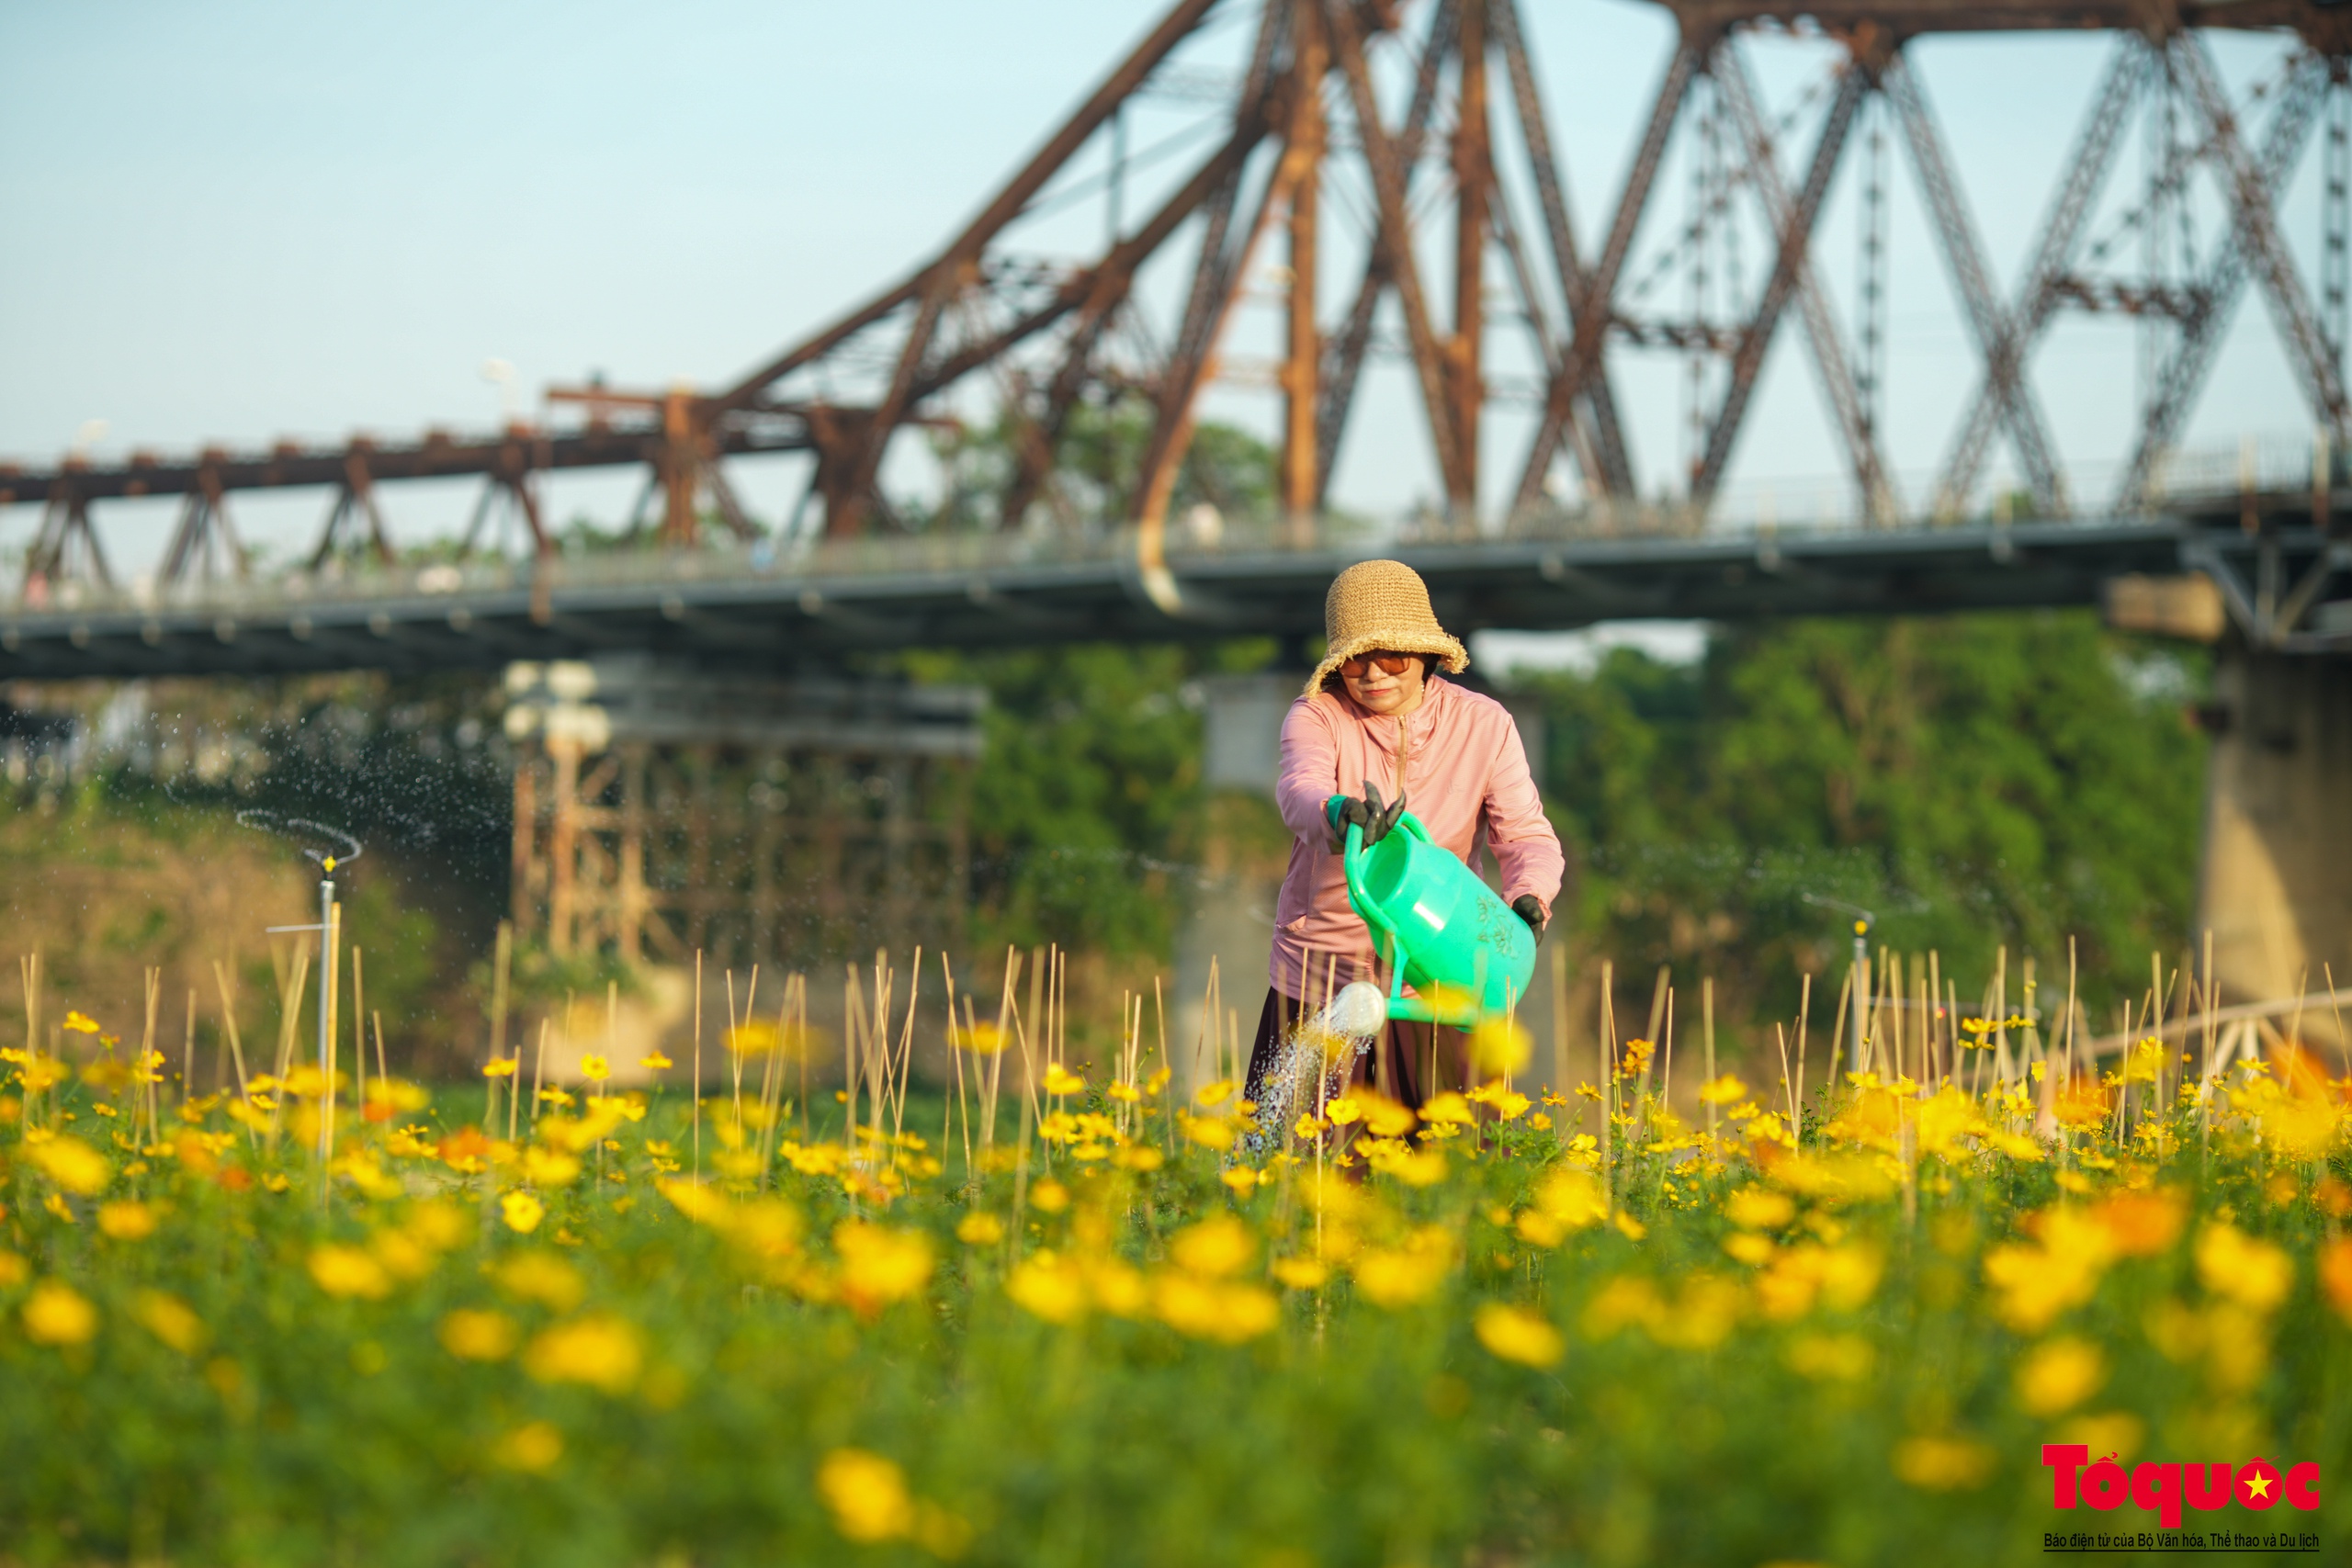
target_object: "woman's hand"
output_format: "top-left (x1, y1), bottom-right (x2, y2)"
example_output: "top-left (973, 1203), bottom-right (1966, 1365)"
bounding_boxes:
top-left (1512, 895), bottom-right (1546, 941)
top-left (1324, 783), bottom-right (1407, 851)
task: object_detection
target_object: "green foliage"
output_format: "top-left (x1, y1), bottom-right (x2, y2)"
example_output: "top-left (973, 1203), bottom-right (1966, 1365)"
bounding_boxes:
top-left (905, 642), bottom-right (1265, 957)
top-left (1521, 611), bottom-right (2208, 1023)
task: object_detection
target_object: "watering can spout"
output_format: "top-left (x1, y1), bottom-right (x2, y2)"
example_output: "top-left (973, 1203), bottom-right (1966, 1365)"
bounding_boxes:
top-left (1341, 812), bottom-right (1535, 1029)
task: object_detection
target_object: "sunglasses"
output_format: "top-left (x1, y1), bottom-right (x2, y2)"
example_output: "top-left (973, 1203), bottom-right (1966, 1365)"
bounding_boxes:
top-left (1339, 651), bottom-right (1419, 679)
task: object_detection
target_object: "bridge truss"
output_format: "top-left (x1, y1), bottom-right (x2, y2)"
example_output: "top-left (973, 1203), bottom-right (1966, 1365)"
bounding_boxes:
top-left (5, 0), bottom-right (2352, 649)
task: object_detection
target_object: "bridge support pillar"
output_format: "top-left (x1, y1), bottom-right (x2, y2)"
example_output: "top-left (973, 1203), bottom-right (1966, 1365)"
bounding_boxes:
top-left (2195, 649), bottom-right (2352, 1046)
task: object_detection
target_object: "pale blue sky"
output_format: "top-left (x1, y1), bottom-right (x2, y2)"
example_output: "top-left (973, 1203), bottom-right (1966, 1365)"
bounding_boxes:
top-left (0, 1), bottom-right (2322, 569)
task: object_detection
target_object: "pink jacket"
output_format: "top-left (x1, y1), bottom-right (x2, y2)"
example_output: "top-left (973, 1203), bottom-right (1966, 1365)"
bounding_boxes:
top-left (1270, 675), bottom-right (1565, 998)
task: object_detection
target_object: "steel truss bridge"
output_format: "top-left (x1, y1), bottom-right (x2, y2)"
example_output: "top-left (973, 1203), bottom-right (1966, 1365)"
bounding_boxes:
top-left (6, 0), bottom-right (2352, 677)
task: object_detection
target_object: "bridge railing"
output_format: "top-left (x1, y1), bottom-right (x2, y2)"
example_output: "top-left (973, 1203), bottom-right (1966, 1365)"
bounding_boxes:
top-left (11, 431), bottom-right (2335, 624)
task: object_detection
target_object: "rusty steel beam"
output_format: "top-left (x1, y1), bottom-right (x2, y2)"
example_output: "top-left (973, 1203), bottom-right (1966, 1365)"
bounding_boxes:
top-left (1936, 36), bottom-right (2146, 519)
top-left (1452, 0), bottom-right (1494, 512)
top-left (23, 485), bottom-right (109, 598)
top-left (996, 94), bottom-right (1283, 530)
top-left (1329, 0), bottom-right (1474, 506)
top-left (1512, 40), bottom-right (1703, 515)
top-left (2115, 51), bottom-right (2329, 512)
top-left (1487, 167), bottom-right (1611, 491)
top-left (153, 460), bottom-right (246, 584)
top-left (1133, 0), bottom-right (1295, 534)
top-left (1882, 51), bottom-right (2068, 515)
top-left (1280, 0), bottom-right (1327, 522)
top-left (711, 0), bottom-right (1224, 419)
top-left (1492, 0), bottom-right (1635, 502)
top-left (1702, 43), bottom-right (1883, 519)
top-left (308, 446), bottom-right (393, 571)
top-left (1646, 0), bottom-right (2352, 48)
top-left (1315, 0), bottom-right (1456, 508)
top-left (2175, 33), bottom-right (2348, 440)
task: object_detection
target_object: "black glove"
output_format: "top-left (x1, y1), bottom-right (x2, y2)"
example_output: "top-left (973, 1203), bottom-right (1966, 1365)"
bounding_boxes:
top-left (1323, 782), bottom-right (1408, 852)
top-left (1324, 793), bottom-right (1372, 852)
top-left (1512, 894), bottom-right (1547, 942)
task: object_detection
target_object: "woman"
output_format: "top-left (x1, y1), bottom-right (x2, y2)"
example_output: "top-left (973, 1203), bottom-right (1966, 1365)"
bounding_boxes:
top-left (1246, 558), bottom-right (1565, 1111)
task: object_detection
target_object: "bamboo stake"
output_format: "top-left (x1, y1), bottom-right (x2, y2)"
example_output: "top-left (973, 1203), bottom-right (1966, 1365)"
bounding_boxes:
top-left (1599, 959), bottom-right (1615, 1218)
top-left (692, 950), bottom-right (703, 1182)
top-left (1795, 972), bottom-right (1812, 1142)
top-left (351, 946), bottom-right (367, 1116)
top-left (211, 962), bottom-right (253, 1134)
top-left (138, 967), bottom-right (160, 1147)
top-left (1701, 977), bottom-right (1717, 1150)
top-left (269, 944), bottom-right (311, 1151)
top-left (529, 1016), bottom-right (548, 1134)
top-left (181, 987), bottom-right (197, 1108)
top-left (1776, 1022), bottom-right (1795, 1133)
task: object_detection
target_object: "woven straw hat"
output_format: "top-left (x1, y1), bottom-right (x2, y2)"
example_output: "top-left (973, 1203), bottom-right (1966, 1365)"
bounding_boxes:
top-left (1304, 559), bottom-right (1469, 697)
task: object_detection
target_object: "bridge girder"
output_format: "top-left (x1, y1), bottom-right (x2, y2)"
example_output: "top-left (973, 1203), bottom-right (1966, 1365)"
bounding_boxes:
top-left (9, 0), bottom-right (2352, 608)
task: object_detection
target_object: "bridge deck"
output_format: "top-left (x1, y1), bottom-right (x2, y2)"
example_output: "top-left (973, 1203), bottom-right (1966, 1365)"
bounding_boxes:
top-left (0, 518), bottom-right (2259, 680)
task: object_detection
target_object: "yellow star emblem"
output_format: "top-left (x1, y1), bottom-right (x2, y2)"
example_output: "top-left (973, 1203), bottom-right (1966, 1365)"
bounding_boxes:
top-left (2245, 1472), bottom-right (2274, 1502)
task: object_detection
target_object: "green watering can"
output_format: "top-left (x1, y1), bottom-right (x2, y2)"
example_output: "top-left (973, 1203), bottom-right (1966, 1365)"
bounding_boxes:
top-left (1342, 809), bottom-right (1535, 1028)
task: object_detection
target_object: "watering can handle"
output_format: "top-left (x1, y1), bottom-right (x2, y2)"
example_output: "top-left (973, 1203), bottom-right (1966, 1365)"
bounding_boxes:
top-left (1341, 810), bottom-right (1433, 910)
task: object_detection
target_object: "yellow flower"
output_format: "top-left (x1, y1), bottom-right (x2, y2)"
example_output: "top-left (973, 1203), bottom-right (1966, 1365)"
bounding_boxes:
top-left (1698, 1074), bottom-right (1749, 1105)
top-left (29, 1134), bottom-right (112, 1196)
top-left (23, 1280), bottom-right (98, 1347)
top-left (1151, 1271), bottom-right (1280, 1343)
top-left (1475, 1302), bottom-right (1565, 1368)
top-left (1892, 1435), bottom-right (1996, 1491)
top-left (955, 1212), bottom-right (1003, 1246)
top-left (1181, 1114), bottom-right (1236, 1151)
top-left (579, 1055), bottom-right (610, 1083)
top-left (1271, 1257), bottom-right (1329, 1291)
top-left (1324, 1096), bottom-right (1363, 1126)
top-left (96, 1200), bottom-right (158, 1241)
top-left (818, 1448), bottom-right (914, 1542)
top-left (1358, 1095), bottom-right (1419, 1137)
top-left (523, 1147), bottom-right (582, 1188)
top-left (639, 1052), bottom-right (673, 1071)
top-left (132, 1290), bottom-right (206, 1355)
top-left (495, 1421), bottom-right (564, 1472)
top-left (523, 1314), bottom-right (643, 1394)
top-left (481, 1058), bottom-right (519, 1078)
top-left (1420, 1091), bottom-right (1476, 1126)
top-left (1043, 1065), bottom-right (1084, 1096)
top-left (495, 1251), bottom-right (586, 1311)
top-left (1028, 1178), bottom-right (1069, 1213)
top-left (1194, 1079), bottom-right (1236, 1107)
top-left (308, 1245), bottom-right (394, 1301)
top-left (2195, 1223), bottom-right (2293, 1312)
top-left (2015, 1336), bottom-right (2106, 1416)
top-left (1724, 1187), bottom-right (1797, 1231)
top-left (1007, 1253), bottom-right (1091, 1324)
top-left (1169, 1215), bottom-right (1255, 1279)
top-left (439, 1308), bottom-right (520, 1361)
top-left (1363, 1140), bottom-right (1448, 1187)
top-left (958, 1022), bottom-right (1008, 1055)
top-left (62, 1010), bottom-right (100, 1035)
top-left (1467, 1018), bottom-right (1532, 1075)
top-left (833, 1222), bottom-right (934, 1315)
top-left (0, 1253), bottom-right (27, 1288)
top-left (500, 1191), bottom-right (547, 1235)
top-left (1351, 1228), bottom-right (1455, 1308)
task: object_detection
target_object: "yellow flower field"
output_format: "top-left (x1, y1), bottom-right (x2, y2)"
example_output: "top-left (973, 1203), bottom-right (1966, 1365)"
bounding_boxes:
top-left (2, 958), bottom-right (2348, 1566)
